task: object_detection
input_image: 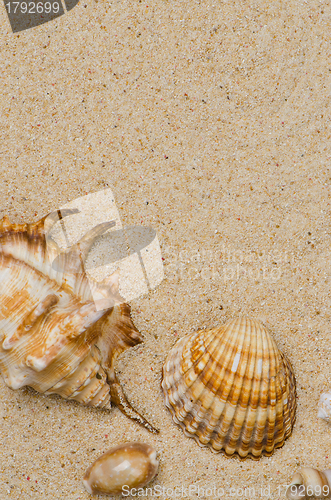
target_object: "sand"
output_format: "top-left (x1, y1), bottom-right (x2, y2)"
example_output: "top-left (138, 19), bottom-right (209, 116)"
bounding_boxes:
top-left (1, 0), bottom-right (331, 498)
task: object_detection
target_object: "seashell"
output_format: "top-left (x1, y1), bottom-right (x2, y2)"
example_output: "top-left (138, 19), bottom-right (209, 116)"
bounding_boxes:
top-left (286, 467), bottom-right (331, 499)
top-left (0, 211), bottom-right (156, 432)
top-left (318, 392), bottom-right (331, 421)
top-left (83, 442), bottom-right (159, 495)
top-left (162, 317), bottom-right (296, 459)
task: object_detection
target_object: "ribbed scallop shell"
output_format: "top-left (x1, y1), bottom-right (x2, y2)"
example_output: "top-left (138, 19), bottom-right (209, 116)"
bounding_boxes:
top-left (0, 211), bottom-right (155, 431)
top-left (162, 317), bottom-right (296, 459)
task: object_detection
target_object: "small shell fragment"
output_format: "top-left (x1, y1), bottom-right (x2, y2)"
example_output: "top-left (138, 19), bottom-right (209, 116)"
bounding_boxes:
top-left (82, 442), bottom-right (159, 495)
top-left (286, 467), bottom-right (331, 499)
top-left (318, 392), bottom-right (331, 421)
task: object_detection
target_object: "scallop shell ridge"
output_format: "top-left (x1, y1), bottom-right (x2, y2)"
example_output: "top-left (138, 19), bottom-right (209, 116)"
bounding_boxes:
top-left (162, 317), bottom-right (296, 459)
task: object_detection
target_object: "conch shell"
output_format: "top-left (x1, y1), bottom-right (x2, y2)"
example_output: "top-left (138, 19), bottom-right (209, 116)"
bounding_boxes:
top-left (287, 467), bottom-right (331, 499)
top-left (162, 317), bottom-right (296, 459)
top-left (0, 211), bottom-right (156, 432)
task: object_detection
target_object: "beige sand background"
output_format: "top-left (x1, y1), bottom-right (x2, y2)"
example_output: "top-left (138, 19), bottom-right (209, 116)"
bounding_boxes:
top-left (1, 0), bottom-right (331, 498)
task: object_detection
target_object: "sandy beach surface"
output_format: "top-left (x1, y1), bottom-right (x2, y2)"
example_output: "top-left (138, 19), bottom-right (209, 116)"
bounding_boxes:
top-left (1, 1), bottom-right (331, 498)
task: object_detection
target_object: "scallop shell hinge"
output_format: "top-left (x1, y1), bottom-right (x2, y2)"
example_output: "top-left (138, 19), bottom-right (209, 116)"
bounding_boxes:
top-left (162, 317), bottom-right (297, 459)
top-left (0, 211), bottom-right (157, 432)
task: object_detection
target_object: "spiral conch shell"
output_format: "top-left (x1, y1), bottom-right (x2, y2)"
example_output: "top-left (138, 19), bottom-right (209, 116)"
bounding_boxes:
top-left (287, 467), bottom-right (331, 499)
top-left (162, 317), bottom-right (296, 459)
top-left (0, 211), bottom-right (156, 432)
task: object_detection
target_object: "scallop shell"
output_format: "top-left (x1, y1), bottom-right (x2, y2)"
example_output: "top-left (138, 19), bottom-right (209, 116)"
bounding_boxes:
top-left (0, 211), bottom-right (156, 432)
top-left (162, 317), bottom-right (296, 459)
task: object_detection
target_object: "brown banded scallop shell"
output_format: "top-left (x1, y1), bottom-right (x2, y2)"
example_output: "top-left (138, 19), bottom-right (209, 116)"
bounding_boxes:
top-left (0, 211), bottom-right (156, 432)
top-left (162, 317), bottom-right (296, 459)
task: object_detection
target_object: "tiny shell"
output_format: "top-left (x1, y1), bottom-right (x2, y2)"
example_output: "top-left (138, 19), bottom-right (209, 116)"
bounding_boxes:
top-left (286, 467), bottom-right (331, 499)
top-left (318, 391), bottom-right (331, 421)
top-left (83, 442), bottom-right (159, 495)
top-left (162, 317), bottom-right (297, 459)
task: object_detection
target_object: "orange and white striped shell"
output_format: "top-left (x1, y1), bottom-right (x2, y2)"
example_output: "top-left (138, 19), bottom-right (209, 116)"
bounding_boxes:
top-left (0, 210), bottom-right (156, 432)
top-left (162, 317), bottom-right (296, 459)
